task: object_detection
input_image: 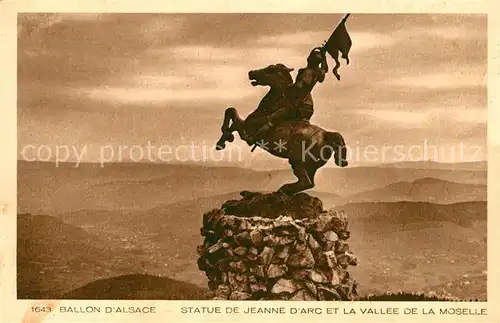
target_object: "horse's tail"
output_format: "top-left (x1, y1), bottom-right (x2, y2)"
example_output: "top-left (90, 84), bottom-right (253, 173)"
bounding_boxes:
top-left (325, 131), bottom-right (348, 167)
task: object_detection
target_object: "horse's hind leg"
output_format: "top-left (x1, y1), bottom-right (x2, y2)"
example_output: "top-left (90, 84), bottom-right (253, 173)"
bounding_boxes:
top-left (307, 166), bottom-right (318, 186)
top-left (278, 161), bottom-right (314, 195)
top-left (326, 131), bottom-right (348, 167)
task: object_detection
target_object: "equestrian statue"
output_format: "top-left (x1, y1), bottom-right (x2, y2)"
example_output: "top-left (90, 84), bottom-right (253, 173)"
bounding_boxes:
top-left (215, 14), bottom-right (353, 196)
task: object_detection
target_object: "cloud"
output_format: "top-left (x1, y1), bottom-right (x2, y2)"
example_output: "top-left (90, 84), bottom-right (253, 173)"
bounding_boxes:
top-left (256, 31), bottom-right (329, 47)
top-left (152, 45), bottom-right (242, 62)
top-left (73, 61), bottom-right (261, 104)
top-left (255, 30), bottom-right (396, 54)
top-left (446, 107), bottom-right (488, 123)
top-left (17, 13), bottom-right (488, 165)
top-left (349, 32), bottom-right (396, 53)
top-left (166, 45), bottom-right (304, 67)
top-left (354, 109), bottom-right (432, 126)
top-left (138, 15), bottom-right (188, 45)
top-left (387, 69), bottom-right (486, 89)
top-left (422, 26), bottom-right (485, 40)
top-left (17, 13), bottom-right (114, 37)
top-left (75, 81), bottom-right (253, 104)
top-left (71, 44), bottom-right (306, 105)
top-left (131, 75), bottom-right (188, 87)
top-left (17, 14), bottom-right (63, 36)
top-left (352, 106), bottom-right (486, 127)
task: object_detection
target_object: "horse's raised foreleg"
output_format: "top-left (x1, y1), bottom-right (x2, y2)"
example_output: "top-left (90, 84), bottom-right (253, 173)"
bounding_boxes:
top-left (278, 161), bottom-right (315, 195)
top-left (220, 107), bottom-right (235, 134)
top-left (216, 107), bottom-right (246, 150)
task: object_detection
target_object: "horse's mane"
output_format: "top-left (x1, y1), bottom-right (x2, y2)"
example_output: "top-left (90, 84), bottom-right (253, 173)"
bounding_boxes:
top-left (276, 64), bottom-right (294, 87)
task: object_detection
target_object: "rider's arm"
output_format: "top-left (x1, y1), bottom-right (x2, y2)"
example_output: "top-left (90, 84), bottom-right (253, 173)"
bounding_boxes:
top-left (317, 68), bottom-right (326, 83)
top-left (318, 49), bottom-right (328, 83)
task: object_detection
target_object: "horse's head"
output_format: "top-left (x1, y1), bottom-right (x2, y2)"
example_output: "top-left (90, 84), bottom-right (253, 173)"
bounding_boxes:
top-left (248, 63), bottom-right (294, 90)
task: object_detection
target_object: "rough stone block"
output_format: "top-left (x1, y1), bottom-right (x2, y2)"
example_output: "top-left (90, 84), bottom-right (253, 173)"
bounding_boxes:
top-left (198, 192), bottom-right (358, 301)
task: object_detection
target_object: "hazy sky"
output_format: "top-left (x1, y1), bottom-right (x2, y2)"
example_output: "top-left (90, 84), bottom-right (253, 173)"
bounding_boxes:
top-left (17, 13), bottom-right (487, 168)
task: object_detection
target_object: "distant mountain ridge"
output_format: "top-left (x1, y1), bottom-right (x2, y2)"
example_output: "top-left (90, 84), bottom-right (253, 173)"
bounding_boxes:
top-left (61, 274), bottom-right (209, 300)
top-left (17, 159), bottom-right (488, 170)
top-left (61, 274), bottom-right (483, 301)
top-left (17, 213), bottom-right (140, 298)
top-left (17, 160), bottom-right (487, 300)
top-left (55, 199), bottom-right (486, 301)
top-left (17, 199), bottom-right (487, 300)
top-left (339, 177), bottom-right (486, 205)
top-left (333, 200), bottom-right (486, 223)
top-left (18, 160), bottom-right (487, 215)
top-left (377, 160), bottom-right (487, 171)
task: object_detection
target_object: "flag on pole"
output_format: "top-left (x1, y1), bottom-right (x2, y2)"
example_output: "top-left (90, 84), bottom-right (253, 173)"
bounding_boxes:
top-left (323, 14), bottom-right (352, 81)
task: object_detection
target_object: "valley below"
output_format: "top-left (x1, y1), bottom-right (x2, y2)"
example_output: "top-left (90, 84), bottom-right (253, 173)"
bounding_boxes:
top-left (17, 160), bottom-right (487, 300)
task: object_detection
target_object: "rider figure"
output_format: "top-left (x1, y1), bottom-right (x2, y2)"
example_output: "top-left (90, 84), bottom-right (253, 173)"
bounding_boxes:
top-left (247, 46), bottom-right (328, 144)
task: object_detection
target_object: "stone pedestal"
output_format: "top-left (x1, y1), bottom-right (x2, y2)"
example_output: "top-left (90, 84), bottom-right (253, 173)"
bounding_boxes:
top-left (196, 192), bottom-right (358, 300)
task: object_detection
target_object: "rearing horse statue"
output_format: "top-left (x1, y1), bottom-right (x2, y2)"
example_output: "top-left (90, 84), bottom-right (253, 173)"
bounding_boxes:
top-left (215, 63), bottom-right (348, 195)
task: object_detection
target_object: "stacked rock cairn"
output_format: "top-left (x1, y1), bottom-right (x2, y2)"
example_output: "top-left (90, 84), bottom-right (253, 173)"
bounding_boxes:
top-left (196, 192), bottom-right (359, 300)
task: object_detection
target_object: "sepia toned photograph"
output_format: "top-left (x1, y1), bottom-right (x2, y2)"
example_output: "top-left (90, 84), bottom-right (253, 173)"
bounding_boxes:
top-left (16, 12), bottom-right (487, 303)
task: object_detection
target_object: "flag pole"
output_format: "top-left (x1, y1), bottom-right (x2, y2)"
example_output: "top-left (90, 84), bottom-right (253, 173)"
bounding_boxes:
top-left (341, 13), bottom-right (350, 23)
top-left (322, 13), bottom-right (351, 48)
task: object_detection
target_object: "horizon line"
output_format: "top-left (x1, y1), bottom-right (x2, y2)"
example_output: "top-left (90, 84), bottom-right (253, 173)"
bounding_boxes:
top-left (17, 158), bottom-right (488, 169)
